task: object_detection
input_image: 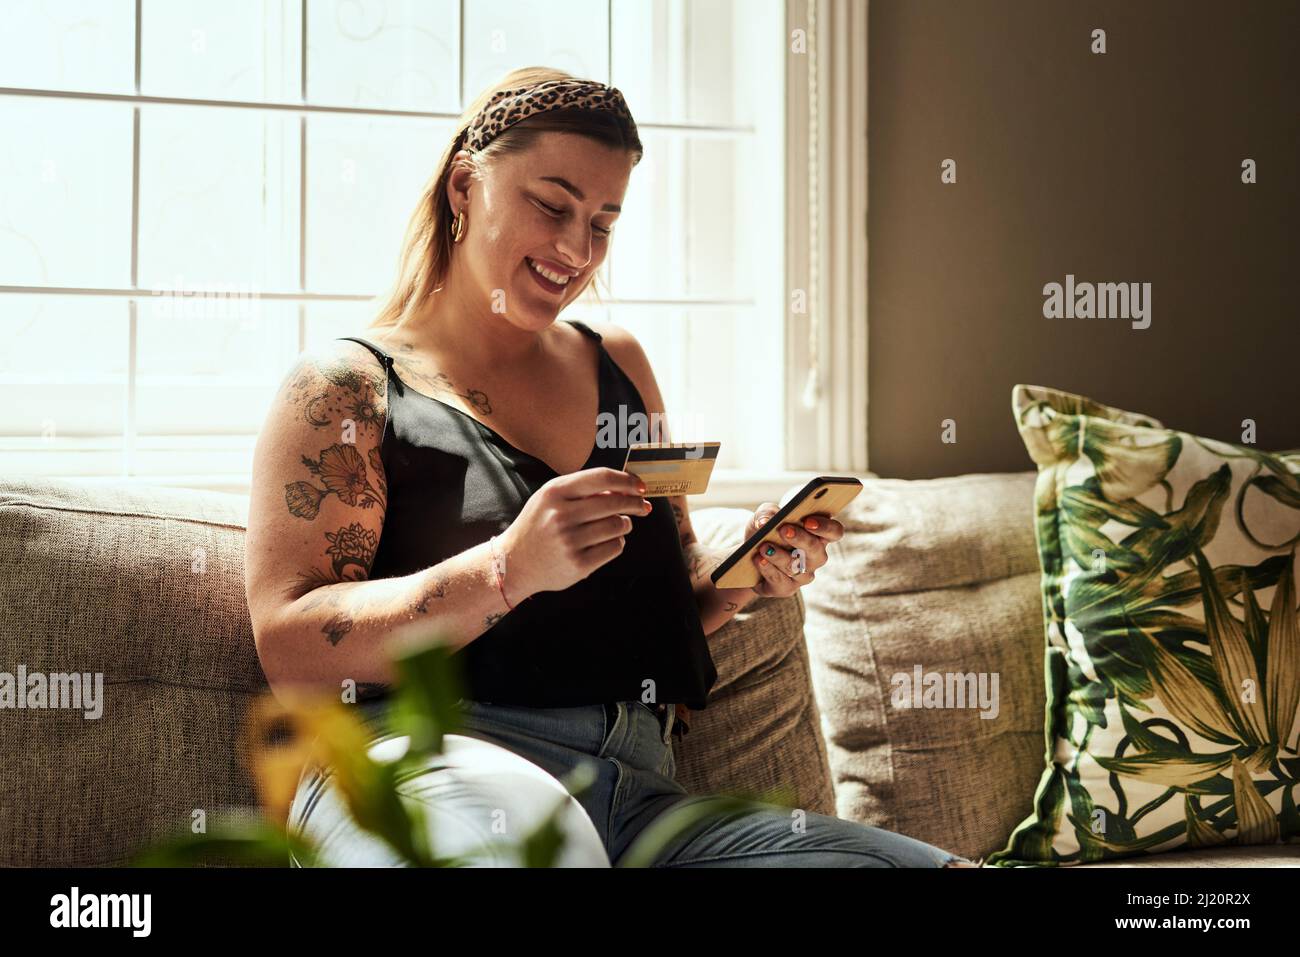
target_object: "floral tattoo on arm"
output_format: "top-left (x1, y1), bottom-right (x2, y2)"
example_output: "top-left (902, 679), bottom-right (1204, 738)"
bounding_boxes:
top-left (279, 355), bottom-right (393, 644)
top-left (290, 522), bottom-right (380, 594)
top-left (283, 357), bottom-right (389, 519)
top-left (283, 358), bottom-right (386, 433)
top-left (286, 443), bottom-right (387, 518)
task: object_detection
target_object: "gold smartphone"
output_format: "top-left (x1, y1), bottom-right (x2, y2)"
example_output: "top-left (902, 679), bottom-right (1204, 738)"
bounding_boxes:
top-left (710, 476), bottom-right (863, 589)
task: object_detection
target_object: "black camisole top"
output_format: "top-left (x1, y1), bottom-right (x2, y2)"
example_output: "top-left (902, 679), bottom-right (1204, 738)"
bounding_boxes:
top-left (336, 319), bottom-right (718, 710)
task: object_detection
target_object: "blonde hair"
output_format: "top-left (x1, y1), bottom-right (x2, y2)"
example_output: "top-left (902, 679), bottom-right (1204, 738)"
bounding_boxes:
top-left (367, 67), bottom-right (643, 330)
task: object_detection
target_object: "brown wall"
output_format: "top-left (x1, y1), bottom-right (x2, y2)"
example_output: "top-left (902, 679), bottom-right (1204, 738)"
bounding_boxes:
top-left (867, 0), bottom-right (1299, 479)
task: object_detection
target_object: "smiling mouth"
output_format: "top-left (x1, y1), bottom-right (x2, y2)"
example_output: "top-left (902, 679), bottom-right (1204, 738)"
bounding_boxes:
top-left (525, 257), bottom-right (573, 295)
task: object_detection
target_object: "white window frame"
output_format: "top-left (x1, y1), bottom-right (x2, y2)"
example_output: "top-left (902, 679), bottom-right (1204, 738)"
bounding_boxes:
top-left (785, 0), bottom-right (871, 473)
top-left (699, 0), bottom-right (872, 508)
top-left (1, 0), bottom-right (872, 508)
top-left (629, 0), bottom-right (873, 509)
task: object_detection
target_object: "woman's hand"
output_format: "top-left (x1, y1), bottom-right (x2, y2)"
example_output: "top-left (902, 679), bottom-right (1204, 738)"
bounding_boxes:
top-left (500, 468), bottom-right (653, 599)
top-left (741, 503), bottom-right (845, 599)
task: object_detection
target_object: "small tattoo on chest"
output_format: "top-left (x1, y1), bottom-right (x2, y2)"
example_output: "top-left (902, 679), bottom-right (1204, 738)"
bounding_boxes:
top-left (394, 346), bottom-right (494, 416)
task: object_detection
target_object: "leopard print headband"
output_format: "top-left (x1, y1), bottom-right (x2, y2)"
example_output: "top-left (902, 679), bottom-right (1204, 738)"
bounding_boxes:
top-left (463, 78), bottom-right (636, 153)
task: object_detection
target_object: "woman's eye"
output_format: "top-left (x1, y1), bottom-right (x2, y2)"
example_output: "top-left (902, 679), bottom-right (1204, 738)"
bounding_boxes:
top-left (535, 199), bottom-right (613, 236)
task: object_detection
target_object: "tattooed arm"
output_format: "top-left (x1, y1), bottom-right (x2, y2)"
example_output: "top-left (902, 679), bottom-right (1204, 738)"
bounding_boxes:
top-left (595, 325), bottom-right (758, 638)
top-left (245, 341), bottom-right (517, 703)
top-left (672, 496), bottom-right (759, 636)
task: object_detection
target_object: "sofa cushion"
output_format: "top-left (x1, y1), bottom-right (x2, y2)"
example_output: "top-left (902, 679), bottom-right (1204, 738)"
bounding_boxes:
top-left (989, 384), bottom-right (1300, 866)
top-left (0, 478), bottom-right (835, 864)
top-left (800, 470), bottom-right (1046, 863)
top-left (678, 507), bottom-right (838, 817)
top-left (0, 478), bottom-right (264, 866)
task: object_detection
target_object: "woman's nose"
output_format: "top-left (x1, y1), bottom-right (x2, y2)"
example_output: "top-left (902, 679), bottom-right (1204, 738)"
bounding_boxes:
top-left (553, 220), bottom-right (593, 271)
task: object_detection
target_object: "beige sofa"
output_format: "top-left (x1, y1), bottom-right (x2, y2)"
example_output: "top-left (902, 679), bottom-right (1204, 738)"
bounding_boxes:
top-left (1, 474), bottom-right (1295, 867)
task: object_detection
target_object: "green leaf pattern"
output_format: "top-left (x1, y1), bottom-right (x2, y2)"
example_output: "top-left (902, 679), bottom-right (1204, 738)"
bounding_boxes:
top-left (989, 385), bottom-right (1300, 865)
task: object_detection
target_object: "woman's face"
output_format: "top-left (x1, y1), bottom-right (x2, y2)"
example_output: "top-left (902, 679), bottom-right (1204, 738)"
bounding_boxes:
top-left (448, 131), bottom-right (635, 327)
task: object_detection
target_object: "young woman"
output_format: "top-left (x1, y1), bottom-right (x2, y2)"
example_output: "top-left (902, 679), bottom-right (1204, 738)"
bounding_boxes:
top-left (245, 66), bottom-right (975, 867)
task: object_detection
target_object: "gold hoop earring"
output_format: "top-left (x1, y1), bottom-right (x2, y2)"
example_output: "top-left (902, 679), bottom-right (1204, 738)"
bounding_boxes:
top-left (451, 210), bottom-right (466, 244)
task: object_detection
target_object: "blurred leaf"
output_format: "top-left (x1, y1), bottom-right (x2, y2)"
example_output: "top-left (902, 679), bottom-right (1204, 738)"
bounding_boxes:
top-left (131, 815), bottom-right (320, 868)
top-left (386, 629), bottom-right (467, 762)
top-left (517, 796), bottom-right (569, 868)
top-left (242, 689), bottom-right (434, 866)
top-left (443, 762), bottom-right (600, 868)
top-left (518, 761), bottom-right (599, 868)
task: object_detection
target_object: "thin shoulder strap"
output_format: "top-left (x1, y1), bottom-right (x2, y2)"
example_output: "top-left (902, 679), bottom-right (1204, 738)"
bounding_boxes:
top-left (337, 336), bottom-right (394, 367)
top-left (337, 336), bottom-right (401, 395)
top-left (563, 318), bottom-right (602, 342)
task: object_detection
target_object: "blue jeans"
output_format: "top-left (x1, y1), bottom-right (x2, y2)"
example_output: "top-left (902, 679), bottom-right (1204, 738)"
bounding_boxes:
top-left (289, 697), bottom-right (970, 867)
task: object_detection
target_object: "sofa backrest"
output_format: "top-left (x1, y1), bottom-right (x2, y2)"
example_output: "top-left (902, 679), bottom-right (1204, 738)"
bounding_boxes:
top-left (0, 479), bottom-right (262, 865)
top-left (801, 470), bottom-right (1045, 862)
top-left (0, 479), bottom-right (833, 865)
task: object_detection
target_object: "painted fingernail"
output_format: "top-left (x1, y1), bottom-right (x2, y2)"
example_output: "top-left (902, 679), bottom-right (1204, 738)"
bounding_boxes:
top-left (764, 545), bottom-right (775, 557)
top-left (783, 526), bottom-right (795, 539)
top-left (760, 557), bottom-right (769, 565)
top-left (804, 517), bottom-right (819, 529)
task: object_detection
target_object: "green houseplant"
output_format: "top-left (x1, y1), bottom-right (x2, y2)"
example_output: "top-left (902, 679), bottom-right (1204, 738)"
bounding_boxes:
top-left (136, 626), bottom-right (783, 868)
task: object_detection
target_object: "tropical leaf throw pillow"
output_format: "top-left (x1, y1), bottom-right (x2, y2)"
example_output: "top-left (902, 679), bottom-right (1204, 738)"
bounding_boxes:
top-left (989, 384), bottom-right (1300, 865)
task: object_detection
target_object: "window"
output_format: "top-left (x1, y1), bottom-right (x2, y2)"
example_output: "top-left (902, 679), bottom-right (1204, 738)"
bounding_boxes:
top-left (0, 0), bottom-right (788, 501)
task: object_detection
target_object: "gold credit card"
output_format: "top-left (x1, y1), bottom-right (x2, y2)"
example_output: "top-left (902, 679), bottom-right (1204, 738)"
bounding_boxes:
top-left (621, 442), bottom-right (721, 496)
